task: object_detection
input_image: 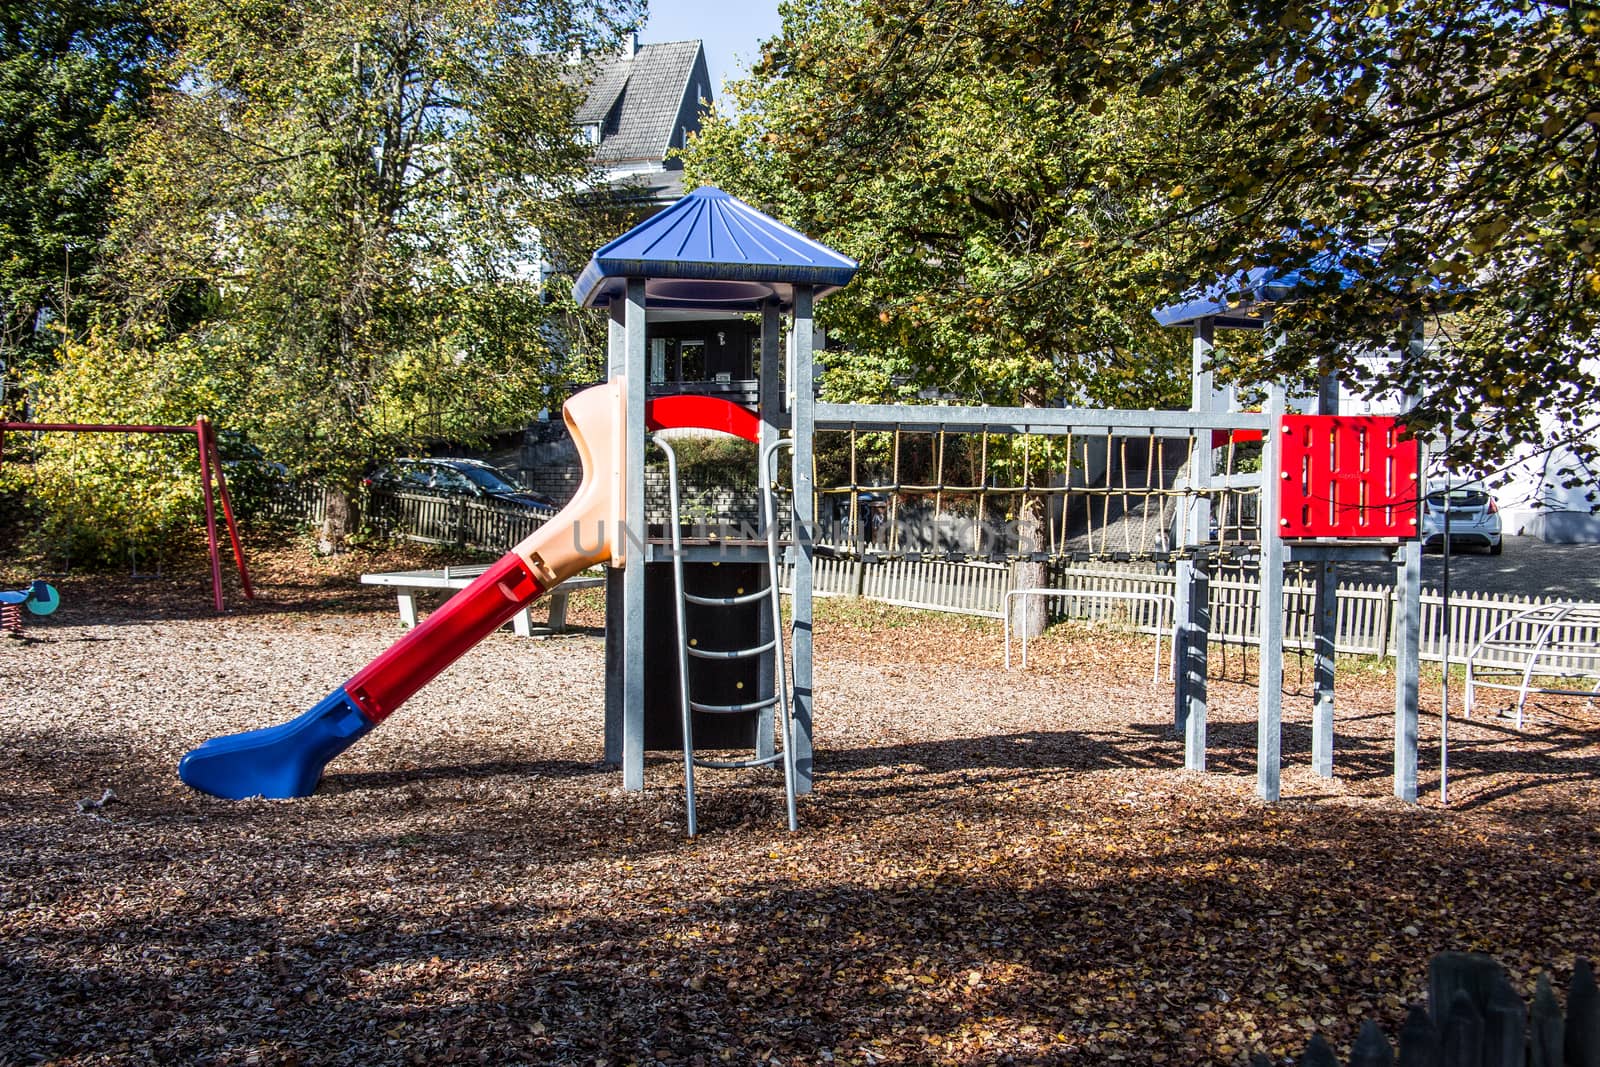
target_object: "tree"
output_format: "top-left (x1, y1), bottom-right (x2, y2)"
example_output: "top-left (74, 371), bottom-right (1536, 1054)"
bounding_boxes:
top-left (683, 0), bottom-right (1194, 412)
top-left (1098, 0), bottom-right (1600, 477)
top-left (682, 0), bottom-right (1206, 631)
top-left (697, 0), bottom-right (1600, 475)
top-left (0, 0), bottom-right (162, 380)
top-left (87, 0), bottom-right (640, 548)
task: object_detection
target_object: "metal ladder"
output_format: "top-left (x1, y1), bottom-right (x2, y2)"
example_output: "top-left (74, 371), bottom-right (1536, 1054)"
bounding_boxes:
top-left (654, 434), bottom-right (797, 836)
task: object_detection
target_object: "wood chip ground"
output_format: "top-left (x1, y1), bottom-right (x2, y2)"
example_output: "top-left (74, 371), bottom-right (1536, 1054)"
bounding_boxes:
top-left (2, 546), bottom-right (1597, 1065)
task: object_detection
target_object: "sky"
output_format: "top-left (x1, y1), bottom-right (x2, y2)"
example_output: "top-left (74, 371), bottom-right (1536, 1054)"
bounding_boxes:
top-left (640, 0), bottom-right (783, 97)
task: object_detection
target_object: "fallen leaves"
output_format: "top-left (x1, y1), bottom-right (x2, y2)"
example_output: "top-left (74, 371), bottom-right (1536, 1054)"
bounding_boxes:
top-left (1, 547), bottom-right (1598, 1064)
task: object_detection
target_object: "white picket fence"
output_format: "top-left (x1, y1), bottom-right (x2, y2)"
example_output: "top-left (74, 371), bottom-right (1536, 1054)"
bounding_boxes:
top-left (810, 555), bottom-right (1014, 617)
top-left (802, 557), bottom-right (1599, 668)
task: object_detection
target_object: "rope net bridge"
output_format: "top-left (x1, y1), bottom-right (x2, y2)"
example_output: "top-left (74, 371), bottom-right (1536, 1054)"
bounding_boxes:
top-left (806, 424), bottom-right (1267, 564)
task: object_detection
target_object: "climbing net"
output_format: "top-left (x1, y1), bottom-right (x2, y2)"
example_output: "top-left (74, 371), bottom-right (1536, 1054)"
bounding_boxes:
top-left (808, 426), bottom-right (1266, 563)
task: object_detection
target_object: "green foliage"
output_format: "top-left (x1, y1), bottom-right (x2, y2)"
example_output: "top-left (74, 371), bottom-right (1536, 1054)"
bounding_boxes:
top-left (0, 326), bottom-right (239, 565)
top-left (0, 0), bottom-right (162, 371)
top-left (1114, 0), bottom-right (1600, 470)
top-left (702, 0), bottom-right (1600, 470)
top-left (101, 0), bottom-right (640, 492)
top-left (658, 435), bottom-right (760, 490)
top-left (682, 0), bottom-right (1193, 411)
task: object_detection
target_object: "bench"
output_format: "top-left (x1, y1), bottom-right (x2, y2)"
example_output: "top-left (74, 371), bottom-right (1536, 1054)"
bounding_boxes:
top-left (360, 565), bottom-right (606, 637)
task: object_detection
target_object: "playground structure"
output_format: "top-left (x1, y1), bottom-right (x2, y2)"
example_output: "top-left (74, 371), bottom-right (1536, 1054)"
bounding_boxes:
top-left (178, 185), bottom-right (1429, 815)
top-left (1464, 602), bottom-right (1600, 727)
top-left (0, 417), bottom-right (254, 613)
top-left (1, 579), bottom-right (60, 635)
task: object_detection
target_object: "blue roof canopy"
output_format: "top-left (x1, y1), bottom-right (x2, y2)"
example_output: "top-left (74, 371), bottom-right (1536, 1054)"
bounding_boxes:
top-left (1154, 245), bottom-right (1378, 330)
top-left (573, 186), bottom-right (858, 311)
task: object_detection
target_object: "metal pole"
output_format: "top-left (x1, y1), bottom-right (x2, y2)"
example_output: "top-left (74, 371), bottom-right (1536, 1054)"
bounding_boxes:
top-left (603, 299), bottom-right (628, 768)
top-left (790, 285), bottom-right (817, 794)
top-left (756, 300), bottom-right (782, 763)
top-left (1256, 379), bottom-right (1287, 801)
top-left (1394, 323), bottom-right (1425, 804)
top-left (1440, 433), bottom-right (1452, 803)
top-left (201, 420), bottom-right (254, 600)
top-left (1312, 560), bottom-right (1337, 777)
top-left (1176, 317), bottom-right (1218, 768)
top-left (1312, 369), bottom-right (1339, 778)
top-left (655, 437), bottom-right (698, 836)
top-left (622, 278), bottom-right (648, 791)
top-left (195, 418), bottom-right (226, 614)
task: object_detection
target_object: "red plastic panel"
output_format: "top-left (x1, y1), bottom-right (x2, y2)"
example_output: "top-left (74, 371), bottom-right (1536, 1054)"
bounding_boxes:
top-left (646, 394), bottom-right (761, 443)
top-left (1278, 415), bottom-right (1420, 539)
top-left (1212, 428), bottom-right (1265, 449)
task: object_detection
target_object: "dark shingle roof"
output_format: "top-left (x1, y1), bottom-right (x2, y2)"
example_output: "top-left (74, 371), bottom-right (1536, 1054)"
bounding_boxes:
top-left (573, 40), bottom-right (708, 167)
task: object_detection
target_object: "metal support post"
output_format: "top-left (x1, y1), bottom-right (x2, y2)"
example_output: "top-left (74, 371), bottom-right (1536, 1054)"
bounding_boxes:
top-left (603, 572), bottom-right (624, 765)
top-left (1393, 322), bottom-right (1425, 803)
top-left (1175, 318), bottom-right (1218, 753)
top-left (1312, 561), bottom-right (1337, 777)
top-left (1177, 556), bottom-right (1210, 770)
top-left (1256, 379), bottom-right (1287, 802)
top-left (603, 299), bottom-right (627, 767)
top-left (622, 278), bottom-right (648, 791)
top-left (1394, 541), bottom-right (1421, 801)
top-left (790, 286), bottom-right (816, 794)
top-left (755, 300), bottom-right (782, 762)
top-left (1311, 369), bottom-right (1339, 778)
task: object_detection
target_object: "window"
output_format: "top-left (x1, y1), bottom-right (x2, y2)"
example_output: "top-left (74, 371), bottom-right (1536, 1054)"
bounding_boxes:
top-left (678, 339), bottom-right (705, 381)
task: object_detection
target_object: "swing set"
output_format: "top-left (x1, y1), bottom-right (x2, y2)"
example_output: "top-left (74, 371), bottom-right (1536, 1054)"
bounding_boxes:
top-left (0, 417), bottom-right (254, 613)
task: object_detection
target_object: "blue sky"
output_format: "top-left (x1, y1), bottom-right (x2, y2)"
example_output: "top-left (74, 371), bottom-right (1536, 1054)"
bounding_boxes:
top-left (640, 0), bottom-right (783, 96)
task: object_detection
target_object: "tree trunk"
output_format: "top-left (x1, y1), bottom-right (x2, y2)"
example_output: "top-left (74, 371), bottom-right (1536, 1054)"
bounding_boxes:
top-left (1010, 391), bottom-right (1051, 638)
top-left (1011, 494), bottom-right (1048, 639)
top-left (318, 486), bottom-right (355, 555)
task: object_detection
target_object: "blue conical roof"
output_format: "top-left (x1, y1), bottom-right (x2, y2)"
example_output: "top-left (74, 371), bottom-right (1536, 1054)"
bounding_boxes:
top-left (1153, 242), bottom-right (1381, 330)
top-left (573, 186), bottom-right (858, 310)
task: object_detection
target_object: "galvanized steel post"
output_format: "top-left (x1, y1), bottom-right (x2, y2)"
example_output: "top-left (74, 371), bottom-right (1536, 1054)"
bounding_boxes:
top-left (623, 278), bottom-right (648, 791)
top-left (790, 286), bottom-right (816, 794)
top-left (1256, 376), bottom-right (1287, 802)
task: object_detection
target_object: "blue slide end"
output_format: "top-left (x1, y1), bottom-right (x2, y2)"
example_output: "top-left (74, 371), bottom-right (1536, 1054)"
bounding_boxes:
top-left (178, 688), bottom-right (376, 799)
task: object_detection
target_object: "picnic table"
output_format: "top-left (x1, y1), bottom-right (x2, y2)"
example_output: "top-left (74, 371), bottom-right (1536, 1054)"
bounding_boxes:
top-left (360, 564), bottom-right (605, 637)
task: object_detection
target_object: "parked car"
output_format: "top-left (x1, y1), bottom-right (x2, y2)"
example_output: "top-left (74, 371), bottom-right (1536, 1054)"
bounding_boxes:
top-left (365, 458), bottom-right (557, 515)
top-left (215, 431), bottom-right (289, 516)
top-left (1421, 480), bottom-right (1502, 554)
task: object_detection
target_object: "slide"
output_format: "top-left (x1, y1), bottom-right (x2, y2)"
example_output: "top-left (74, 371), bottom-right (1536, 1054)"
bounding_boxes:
top-left (179, 382), bottom-right (628, 800)
top-left (179, 383), bottom-right (763, 800)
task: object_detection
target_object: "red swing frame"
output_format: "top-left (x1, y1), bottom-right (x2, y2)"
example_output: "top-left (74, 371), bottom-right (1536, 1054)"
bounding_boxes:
top-left (0, 418), bottom-right (254, 613)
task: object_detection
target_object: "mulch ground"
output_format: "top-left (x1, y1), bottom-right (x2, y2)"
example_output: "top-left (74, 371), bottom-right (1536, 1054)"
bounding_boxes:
top-left (2, 543), bottom-right (1597, 1066)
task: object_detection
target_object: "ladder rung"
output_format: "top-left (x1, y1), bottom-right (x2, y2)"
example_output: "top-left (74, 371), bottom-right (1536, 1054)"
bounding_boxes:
top-left (690, 696), bottom-right (778, 715)
top-left (687, 639), bottom-right (777, 660)
top-left (693, 753), bottom-right (783, 770)
top-left (683, 587), bottom-right (772, 607)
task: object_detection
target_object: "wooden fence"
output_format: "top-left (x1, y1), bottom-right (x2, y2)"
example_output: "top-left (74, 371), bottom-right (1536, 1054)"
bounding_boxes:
top-left (810, 555), bottom-right (1014, 617)
top-left (801, 557), bottom-right (1599, 671)
top-left (1270, 952), bottom-right (1598, 1067)
top-left (363, 490), bottom-right (553, 551)
top-left (267, 479), bottom-right (1594, 674)
top-left (266, 484), bottom-right (552, 554)
top-left (262, 481), bottom-right (330, 525)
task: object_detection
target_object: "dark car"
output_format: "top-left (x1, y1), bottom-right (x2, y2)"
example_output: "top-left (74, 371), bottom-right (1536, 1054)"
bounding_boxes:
top-left (215, 431), bottom-right (290, 516)
top-left (365, 458), bottom-right (557, 515)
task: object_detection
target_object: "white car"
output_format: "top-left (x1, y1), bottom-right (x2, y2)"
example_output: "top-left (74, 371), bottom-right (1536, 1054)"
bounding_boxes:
top-left (1421, 481), bottom-right (1503, 555)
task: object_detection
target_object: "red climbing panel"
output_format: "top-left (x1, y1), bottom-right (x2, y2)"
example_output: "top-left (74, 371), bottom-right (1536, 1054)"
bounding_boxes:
top-left (1278, 415), bottom-right (1420, 539)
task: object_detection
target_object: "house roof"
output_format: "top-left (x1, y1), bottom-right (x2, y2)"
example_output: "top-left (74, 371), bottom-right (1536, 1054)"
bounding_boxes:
top-left (572, 186), bottom-right (859, 311)
top-left (573, 39), bottom-right (707, 168)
